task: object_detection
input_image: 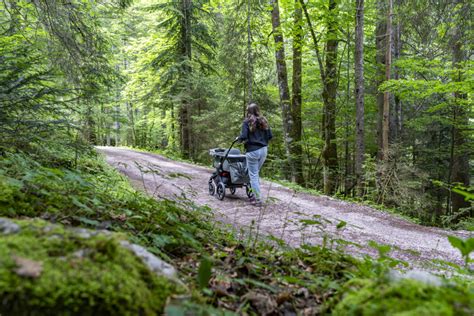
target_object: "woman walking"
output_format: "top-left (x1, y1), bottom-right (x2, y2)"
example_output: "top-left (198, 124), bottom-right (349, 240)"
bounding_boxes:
top-left (238, 103), bottom-right (272, 206)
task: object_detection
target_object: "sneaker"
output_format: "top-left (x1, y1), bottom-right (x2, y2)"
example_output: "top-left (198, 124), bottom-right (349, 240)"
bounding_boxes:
top-left (254, 200), bottom-right (263, 207)
top-left (248, 196), bottom-right (256, 204)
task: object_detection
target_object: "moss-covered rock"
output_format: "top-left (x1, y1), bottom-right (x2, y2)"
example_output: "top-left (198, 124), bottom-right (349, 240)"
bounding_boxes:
top-left (332, 277), bottom-right (474, 315)
top-left (0, 218), bottom-right (177, 315)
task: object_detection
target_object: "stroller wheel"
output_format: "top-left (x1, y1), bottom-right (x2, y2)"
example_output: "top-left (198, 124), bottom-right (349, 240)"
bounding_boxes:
top-left (216, 182), bottom-right (226, 200)
top-left (230, 187), bottom-right (236, 195)
top-left (246, 185), bottom-right (254, 198)
top-left (208, 179), bottom-right (216, 196)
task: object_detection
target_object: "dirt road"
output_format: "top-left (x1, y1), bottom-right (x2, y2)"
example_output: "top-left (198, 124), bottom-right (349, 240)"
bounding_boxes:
top-left (97, 146), bottom-right (472, 272)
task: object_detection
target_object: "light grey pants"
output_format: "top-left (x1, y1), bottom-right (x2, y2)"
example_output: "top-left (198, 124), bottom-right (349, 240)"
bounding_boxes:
top-left (246, 146), bottom-right (268, 200)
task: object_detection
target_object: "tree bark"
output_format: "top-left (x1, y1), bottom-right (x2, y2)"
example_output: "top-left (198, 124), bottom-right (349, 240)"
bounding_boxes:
top-left (449, 0), bottom-right (470, 215)
top-left (179, 0), bottom-right (192, 159)
top-left (271, 0), bottom-right (295, 181)
top-left (247, 0), bottom-right (252, 102)
top-left (291, 0), bottom-right (304, 185)
top-left (354, 0), bottom-right (365, 196)
top-left (382, 0), bottom-right (392, 160)
top-left (393, 5), bottom-right (402, 141)
top-left (321, 0), bottom-right (339, 194)
top-left (375, 0), bottom-right (386, 160)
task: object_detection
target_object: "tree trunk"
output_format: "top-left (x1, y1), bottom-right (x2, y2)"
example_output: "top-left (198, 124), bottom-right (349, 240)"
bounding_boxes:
top-left (114, 105), bottom-right (119, 146)
top-left (247, 0), bottom-right (252, 102)
top-left (291, 0), bottom-right (304, 185)
top-left (270, 0), bottom-right (295, 181)
top-left (126, 101), bottom-right (136, 146)
top-left (180, 0), bottom-right (192, 159)
top-left (344, 28), bottom-right (351, 195)
top-left (354, 0), bottom-right (365, 196)
top-left (382, 0), bottom-right (392, 161)
top-left (393, 6), bottom-right (402, 141)
top-left (375, 0), bottom-right (386, 160)
top-left (180, 105), bottom-right (190, 159)
top-left (449, 0), bottom-right (470, 215)
top-left (321, 0), bottom-right (339, 195)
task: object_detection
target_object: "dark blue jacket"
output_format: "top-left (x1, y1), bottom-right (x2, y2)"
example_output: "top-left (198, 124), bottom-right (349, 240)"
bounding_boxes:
top-left (238, 119), bottom-right (273, 152)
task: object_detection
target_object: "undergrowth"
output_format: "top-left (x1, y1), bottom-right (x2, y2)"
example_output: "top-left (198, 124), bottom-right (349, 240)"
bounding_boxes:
top-left (0, 144), bottom-right (473, 315)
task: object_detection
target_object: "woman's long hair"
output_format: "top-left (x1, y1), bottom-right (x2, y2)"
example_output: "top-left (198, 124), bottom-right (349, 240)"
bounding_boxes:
top-left (246, 103), bottom-right (269, 132)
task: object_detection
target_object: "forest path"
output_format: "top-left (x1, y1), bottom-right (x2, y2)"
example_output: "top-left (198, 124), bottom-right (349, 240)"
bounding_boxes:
top-left (97, 146), bottom-right (472, 272)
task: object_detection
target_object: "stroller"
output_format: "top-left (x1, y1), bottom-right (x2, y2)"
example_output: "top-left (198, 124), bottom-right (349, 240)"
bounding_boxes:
top-left (208, 138), bottom-right (253, 200)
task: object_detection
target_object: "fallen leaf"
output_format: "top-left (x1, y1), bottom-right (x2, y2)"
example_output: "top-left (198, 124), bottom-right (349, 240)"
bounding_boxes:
top-left (13, 256), bottom-right (43, 278)
top-left (242, 291), bottom-right (277, 315)
top-left (276, 291), bottom-right (292, 305)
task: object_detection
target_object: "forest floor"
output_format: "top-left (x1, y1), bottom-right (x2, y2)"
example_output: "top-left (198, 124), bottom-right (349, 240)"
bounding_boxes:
top-left (97, 146), bottom-right (472, 273)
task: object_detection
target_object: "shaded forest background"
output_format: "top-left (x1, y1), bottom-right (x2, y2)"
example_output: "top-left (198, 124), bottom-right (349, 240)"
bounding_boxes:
top-left (1, 0), bottom-right (472, 227)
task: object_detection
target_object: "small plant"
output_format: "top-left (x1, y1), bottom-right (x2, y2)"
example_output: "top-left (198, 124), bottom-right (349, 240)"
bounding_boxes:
top-left (448, 235), bottom-right (474, 269)
top-left (368, 240), bottom-right (408, 271)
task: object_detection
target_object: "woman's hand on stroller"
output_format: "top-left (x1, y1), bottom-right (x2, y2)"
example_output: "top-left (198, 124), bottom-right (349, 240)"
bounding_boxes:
top-left (235, 136), bottom-right (241, 143)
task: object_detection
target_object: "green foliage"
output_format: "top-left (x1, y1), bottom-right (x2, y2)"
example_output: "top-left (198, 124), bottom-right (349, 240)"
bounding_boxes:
top-left (0, 150), bottom-right (214, 258)
top-left (197, 256), bottom-right (213, 290)
top-left (448, 236), bottom-right (474, 268)
top-left (333, 278), bottom-right (474, 315)
top-left (0, 218), bottom-right (175, 315)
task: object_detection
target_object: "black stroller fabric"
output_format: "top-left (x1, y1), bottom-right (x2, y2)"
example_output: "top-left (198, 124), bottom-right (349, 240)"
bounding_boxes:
top-left (228, 159), bottom-right (249, 184)
top-left (210, 148), bottom-right (250, 184)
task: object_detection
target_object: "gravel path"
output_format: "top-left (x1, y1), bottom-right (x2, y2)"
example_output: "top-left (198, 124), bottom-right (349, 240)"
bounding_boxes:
top-left (97, 146), bottom-right (472, 272)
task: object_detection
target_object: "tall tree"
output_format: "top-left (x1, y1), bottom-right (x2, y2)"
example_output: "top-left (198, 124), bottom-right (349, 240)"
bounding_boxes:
top-left (145, 0), bottom-right (215, 158)
top-left (291, 0), bottom-right (304, 185)
top-left (354, 0), bottom-right (365, 195)
top-left (392, 0), bottom-right (402, 141)
top-left (270, 0), bottom-right (296, 181)
top-left (321, 0), bottom-right (340, 194)
top-left (375, 0), bottom-right (386, 160)
top-left (449, 0), bottom-right (470, 215)
top-left (382, 0), bottom-right (393, 160)
top-left (299, 0), bottom-right (340, 194)
top-left (179, 0), bottom-right (193, 158)
top-left (247, 0), bottom-right (253, 102)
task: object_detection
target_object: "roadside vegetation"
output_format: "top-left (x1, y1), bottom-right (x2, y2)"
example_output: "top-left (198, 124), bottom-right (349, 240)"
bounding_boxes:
top-left (1, 143), bottom-right (472, 314)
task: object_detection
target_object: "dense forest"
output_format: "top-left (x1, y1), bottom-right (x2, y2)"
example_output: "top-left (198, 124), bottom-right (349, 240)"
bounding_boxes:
top-left (2, 0), bottom-right (472, 226)
top-left (0, 0), bottom-right (473, 314)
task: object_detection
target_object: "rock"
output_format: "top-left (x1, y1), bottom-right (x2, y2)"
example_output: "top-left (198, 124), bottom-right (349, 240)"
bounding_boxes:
top-left (72, 227), bottom-right (92, 239)
top-left (13, 256), bottom-right (43, 278)
top-left (70, 227), bottom-right (111, 239)
top-left (72, 249), bottom-right (93, 259)
top-left (388, 269), bottom-right (443, 287)
top-left (120, 240), bottom-right (177, 279)
top-left (405, 269), bottom-right (443, 286)
top-left (47, 225), bottom-right (178, 281)
top-left (0, 218), bottom-right (20, 234)
top-left (0, 218), bottom-right (176, 314)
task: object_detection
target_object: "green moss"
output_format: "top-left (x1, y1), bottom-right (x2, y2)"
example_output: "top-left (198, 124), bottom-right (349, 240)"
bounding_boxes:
top-left (0, 218), bottom-right (175, 315)
top-left (333, 278), bottom-right (474, 316)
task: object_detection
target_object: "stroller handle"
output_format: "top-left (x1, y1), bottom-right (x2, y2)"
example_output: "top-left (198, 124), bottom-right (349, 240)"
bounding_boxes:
top-left (219, 138), bottom-right (240, 170)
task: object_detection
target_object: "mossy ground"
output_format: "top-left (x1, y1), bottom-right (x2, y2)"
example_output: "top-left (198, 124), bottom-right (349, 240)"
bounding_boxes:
top-left (333, 277), bottom-right (474, 315)
top-left (0, 218), bottom-right (175, 315)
